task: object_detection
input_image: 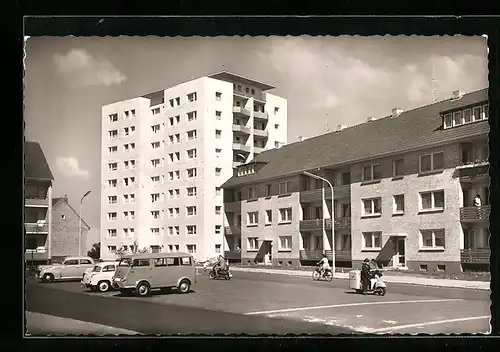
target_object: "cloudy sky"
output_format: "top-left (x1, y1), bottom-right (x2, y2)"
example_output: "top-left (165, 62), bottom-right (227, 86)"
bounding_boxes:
top-left (24, 35), bottom-right (488, 238)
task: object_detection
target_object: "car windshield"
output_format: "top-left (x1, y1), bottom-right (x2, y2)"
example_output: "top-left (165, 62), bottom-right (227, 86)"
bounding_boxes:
top-left (119, 258), bottom-right (132, 267)
top-left (92, 265), bottom-right (102, 272)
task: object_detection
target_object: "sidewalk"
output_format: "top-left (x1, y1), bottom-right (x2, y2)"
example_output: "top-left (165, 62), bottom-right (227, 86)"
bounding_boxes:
top-left (25, 312), bottom-right (139, 335)
top-left (219, 267), bottom-right (491, 291)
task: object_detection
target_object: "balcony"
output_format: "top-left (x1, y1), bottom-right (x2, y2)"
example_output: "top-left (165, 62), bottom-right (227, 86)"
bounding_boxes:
top-left (253, 129), bottom-right (269, 138)
top-left (253, 146), bottom-right (265, 154)
top-left (253, 111), bottom-right (268, 120)
top-left (460, 206), bottom-right (490, 222)
top-left (25, 197), bottom-right (49, 207)
top-left (457, 163), bottom-right (489, 182)
top-left (232, 161), bottom-right (243, 168)
top-left (300, 219), bottom-right (329, 231)
top-left (25, 249), bottom-right (49, 262)
top-left (232, 143), bottom-right (251, 153)
top-left (25, 223), bottom-right (49, 233)
top-left (299, 249), bottom-right (352, 261)
top-left (232, 124), bottom-right (251, 135)
top-left (331, 217), bottom-right (352, 229)
top-left (224, 251), bottom-right (242, 261)
top-left (224, 226), bottom-right (241, 236)
top-left (334, 249), bottom-right (352, 261)
top-left (299, 185), bottom-right (351, 203)
top-left (224, 201), bottom-right (241, 212)
top-left (460, 248), bottom-right (490, 264)
top-left (232, 106), bottom-right (251, 117)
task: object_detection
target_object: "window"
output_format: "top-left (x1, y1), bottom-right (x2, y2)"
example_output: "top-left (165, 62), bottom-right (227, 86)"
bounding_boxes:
top-left (362, 164), bottom-right (382, 182)
top-left (215, 225), bottom-right (221, 234)
top-left (419, 190), bottom-right (444, 211)
top-left (169, 117), bottom-right (174, 126)
top-left (215, 148), bottom-right (222, 156)
top-left (133, 259), bottom-right (150, 267)
top-left (247, 211), bottom-right (258, 226)
top-left (151, 175), bottom-right (160, 185)
top-left (151, 193), bottom-right (160, 203)
top-left (129, 194), bottom-right (135, 203)
top-left (215, 92), bottom-right (222, 101)
top-left (248, 237), bottom-right (259, 250)
top-left (362, 198), bottom-right (382, 216)
top-left (107, 246), bottom-right (117, 254)
top-left (107, 212), bottom-right (117, 221)
top-left (187, 168), bottom-right (197, 178)
top-left (274, 107), bottom-right (279, 114)
top-left (215, 129), bottom-right (222, 139)
top-left (187, 130), bottom-right (197, 140)
top-left (151, 158), bottom-right (161, 168)
top-left (186, 244), bottom-right (197, 253)
top-left (246, 87), bottom-right (250, 93)
top-left (275, 141), bottom-right (280, 148)
top-left (108, 146), bottom-right (118, 155)
top-left (215, 110), bottom-right (222, 120)
top-left (279, 181), bottom-right (291, 195)
top-left (169, 99), bottom-right (174, 108)
top-left (443, 113), bottom-right (452, 129)
top-left (151, 210), bottom-right (161, 219)
top-left (108, 162), bottom-right (118, 172)
top-left (124, 126), bottom-right (135, 136)
top-left (215, 167), bottom-right (222, 176)
top-left (215, 206), bottom-right (222, 215)
top-left (251, 88), bottom-right (255, 95)
top-left (102, 264), bottom-right (115, 272)
top-left (107, 229), bottom-right (117, 238)
top-left (108, 195), bottom-right (117, 205)
top-left (187, 149), bottom-right (197, 159)
top-left (473, 106), bottom-right (482, 121)
top-left (483, 104), bottom-right (489, 119)
top-left (109, 113), bottom-right (118, 122)
top-left (419, 152), bottom-right (444, 173)
top-left (169, 189), bottom-right (180, 199)
top-left (151, 124), bottom-right (161, 133)
top-left (362, 232), bottom-right (382, 249)
top-left (187, 92), bottom-right (197, 102)
top-left (265, 210), bottom-right (272, 224)
top-left (108, 130), bottom-right (118, 140)
top-left (463, 108), bottom-right (472, 124)
top-left (151, 228), bottom-right (160, 235)
top-left (108, 179), bottom-right (117, 188)
top-left (393, 195), bottom-right (405, 214)
top-left (187, 111), bottom-right (197, 121)
top-left (248, 187), bottom-right (256, 199)
top-left (279, 208), bottom-right (292, 223)
top-left (154, 258), bottom-right (168, 267)
top-left (420, 229), bottom-right (445, 249)
top-left (215, 244), bottom-right (221, 253)
top-left (215, 187), bottom-right (221, 196)
top-left (181, 257), bottom-right (192, 266)
top-left (187, 187), bottom-right (197, 196)
top-left (186, 206), bottom-right (197, 216)
top-left (175, 97), bottom-right (180, 106)
top-left (393, 159), bottom-right (404, 178)
top-left (279, 236), bottom-right (292, 250)
top-left (453, 111), bottom-right (462, 126)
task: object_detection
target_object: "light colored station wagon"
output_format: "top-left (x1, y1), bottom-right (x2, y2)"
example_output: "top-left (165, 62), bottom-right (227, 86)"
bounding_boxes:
top-left (37, 256), bottom-right (95, 283)
top-left (112, 252), bottom-right (196, 297)
top-left (81, 261), bottom-right (120, 292)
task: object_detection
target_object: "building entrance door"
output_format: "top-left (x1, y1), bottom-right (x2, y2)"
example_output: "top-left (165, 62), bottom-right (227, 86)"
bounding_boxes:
top-left (395, 238), bottom-right (406, 267)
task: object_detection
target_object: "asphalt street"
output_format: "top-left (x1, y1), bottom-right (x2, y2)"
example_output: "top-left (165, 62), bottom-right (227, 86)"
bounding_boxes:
top-left (25, 269), bottom-right (491, 335)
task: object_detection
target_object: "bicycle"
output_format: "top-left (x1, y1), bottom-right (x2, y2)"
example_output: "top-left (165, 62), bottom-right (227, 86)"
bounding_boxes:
top-left (312, 266), bottom-right (333, 282)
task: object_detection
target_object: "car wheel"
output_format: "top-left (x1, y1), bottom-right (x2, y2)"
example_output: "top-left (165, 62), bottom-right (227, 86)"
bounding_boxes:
top-left (97, 280), bottom-right (111, 292)
top-left (136, 282), bottom-right (151, 297)
top-left (42, 273), bottom-right (54, 283)
top-left (178, 279), bottom-right (190, 294)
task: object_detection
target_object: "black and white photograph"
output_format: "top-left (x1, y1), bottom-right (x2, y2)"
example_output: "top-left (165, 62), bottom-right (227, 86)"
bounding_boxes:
top-left (24, 34), bottom-right (491, 335)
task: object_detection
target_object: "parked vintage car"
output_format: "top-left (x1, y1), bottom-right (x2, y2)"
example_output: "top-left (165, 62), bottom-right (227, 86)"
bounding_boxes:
top-left (37, 256), bottom-right (95, 283)
top-left (81, 261), bottom-right (119, 292)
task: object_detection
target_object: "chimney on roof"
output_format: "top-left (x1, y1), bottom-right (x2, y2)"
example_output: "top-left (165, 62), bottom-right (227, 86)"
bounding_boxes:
top-left (366, 117), bottom-right (375, 122)
top-left (336, 124), bottom-right (346, 132)
top-left (64, 194), bottom-right (68, 199)
top-left (391, 108), bottom-right (404, 118)
top-left (452, 89), bottom-right (465, 100)
top-left (298, 136), bottom-right (307, 142)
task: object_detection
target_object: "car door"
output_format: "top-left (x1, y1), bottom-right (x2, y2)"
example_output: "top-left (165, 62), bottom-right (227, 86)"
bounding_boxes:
top-left (102, 264), bottom-right (116, 281)
top-left (61, 259), bottom-right (80, 278)
top-left (79, 259), bottom-right (94, 276)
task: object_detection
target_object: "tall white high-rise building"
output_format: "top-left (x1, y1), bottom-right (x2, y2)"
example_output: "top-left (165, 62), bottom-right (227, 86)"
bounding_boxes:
top-left (100, 72), bottom-right (288, 261)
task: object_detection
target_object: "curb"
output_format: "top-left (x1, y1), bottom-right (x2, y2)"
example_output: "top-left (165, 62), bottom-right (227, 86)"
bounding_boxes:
top-left (226, 267), bottom-right (490, 291)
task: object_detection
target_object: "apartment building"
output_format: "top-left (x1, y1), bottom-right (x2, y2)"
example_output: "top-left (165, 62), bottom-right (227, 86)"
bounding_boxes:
top-left (25, 142), bottom-right (54, 265)
top-left (100, 72), bottom-right (288, 261)
top-left (222, 88), bottom-right (490, 273)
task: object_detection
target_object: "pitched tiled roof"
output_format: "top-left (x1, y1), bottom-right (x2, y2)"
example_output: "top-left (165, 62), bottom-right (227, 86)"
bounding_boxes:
top-left (25, 142), bottom-right (54, 180)
top-left (52, 197), bottom-right (64, 205)
top-left (222, 88), bottom-right (489, 189)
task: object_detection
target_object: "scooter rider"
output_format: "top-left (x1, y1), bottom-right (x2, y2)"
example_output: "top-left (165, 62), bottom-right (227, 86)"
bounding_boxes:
top-left (361, 258), bottom-right (371, 294)
top-left (214, 255), bottom-right (228, 277)
top-left (317, 253), bottom-right (331, 276)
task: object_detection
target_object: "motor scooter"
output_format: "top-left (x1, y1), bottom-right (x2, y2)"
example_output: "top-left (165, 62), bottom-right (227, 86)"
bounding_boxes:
top-left (349, 269), bottom-right (387, 296)
top-left (208, 263), bottom-right (233, 280)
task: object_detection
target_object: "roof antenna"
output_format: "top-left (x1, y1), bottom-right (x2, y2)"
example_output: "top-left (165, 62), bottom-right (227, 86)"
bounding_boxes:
top-left (431, 57), bottom-right (439, 103)
top-left (325, 112), bottom-right (331, 133)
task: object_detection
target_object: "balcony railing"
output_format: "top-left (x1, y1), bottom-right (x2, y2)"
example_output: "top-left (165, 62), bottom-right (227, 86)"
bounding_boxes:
top-left (232, 124), bottom-right (251, 134)
top-left (232, 106), bottom-right (251, 117)
top-left (299, 185), bottom-right (351, 203)
top-left (332, 217), bottom-right (352, 229)
top-left (232, 161), bottom-right (243, 168)
top-left (460, 206), bottom-right (490, 222)
top-left (224, 251), bottom-right (242, 261)
top-left (299, 249), bottom-right (352, 261)
top-left (457, 163), bottom-right (489, 181)
top-left (334, 249), bottom-right (352, 261)
top-left (300, 218), bottom-right (351, 231)
top-left (253, 111), bottom-right (268, 120)
top-left (25, 249), bottom-right (49, 262)
top-left (224, 201), bottom-right (241, 212)
top-left (253, 129), bottom-right (269, 138)
top-left (224, 226), bottom-right (241, 236)
top-left (25, 197), bottom-right (49, 207)
top-left (253, 146), bottom-right (265, 154)
top-left (232, 143), bottom-right (252, 153)
top-left (460, 248), bottom-right (490, 264)
top-left (25, 223), bottom-right (49, 233)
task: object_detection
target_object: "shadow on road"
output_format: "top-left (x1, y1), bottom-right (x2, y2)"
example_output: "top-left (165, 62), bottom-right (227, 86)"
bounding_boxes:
top-left (112, 288), bottom-right (197, 298)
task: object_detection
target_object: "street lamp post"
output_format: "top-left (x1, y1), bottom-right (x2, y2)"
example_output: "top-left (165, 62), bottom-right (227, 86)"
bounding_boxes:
top-left (303, 170), bottom-right (335, 274)
top-left (79, 190), bottom-right (92, 257)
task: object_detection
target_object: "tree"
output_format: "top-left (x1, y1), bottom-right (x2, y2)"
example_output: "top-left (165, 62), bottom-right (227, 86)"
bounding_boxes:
top-left (132, 238), bottom-right (149, 254)
top-left (115, 245), bottom-right (128, 258)
top-left (87, 242), bottom-right (100, 260)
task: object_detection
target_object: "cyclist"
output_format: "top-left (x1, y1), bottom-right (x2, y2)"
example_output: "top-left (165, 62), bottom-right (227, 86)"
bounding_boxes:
top-left (317, 253), bottom-right (331, 277)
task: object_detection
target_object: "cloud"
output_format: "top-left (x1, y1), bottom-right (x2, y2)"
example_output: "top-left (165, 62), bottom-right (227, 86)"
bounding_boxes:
top-left (56, 157), bottom-right (91, 180)
top-left (53, 48), bottom-right (126, 88)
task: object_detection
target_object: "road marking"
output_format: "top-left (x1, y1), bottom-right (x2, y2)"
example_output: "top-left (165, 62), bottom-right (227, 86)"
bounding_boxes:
top-left (244, 299), bottom-right (465, 315)
top-left (372, 315), bottom-right (491, 333)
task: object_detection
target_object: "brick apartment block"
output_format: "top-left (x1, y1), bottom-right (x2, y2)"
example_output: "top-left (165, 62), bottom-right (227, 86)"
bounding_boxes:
top-left (222, 88), bottom-right (490, 273)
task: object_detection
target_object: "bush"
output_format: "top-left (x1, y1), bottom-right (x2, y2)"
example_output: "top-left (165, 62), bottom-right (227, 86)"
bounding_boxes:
top-left (87, 242), bottom-right (100, 260)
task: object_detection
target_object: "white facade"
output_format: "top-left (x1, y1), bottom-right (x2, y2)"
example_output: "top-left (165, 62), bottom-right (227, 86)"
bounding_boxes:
top-left (100, 73), bottom-right (287, 261)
